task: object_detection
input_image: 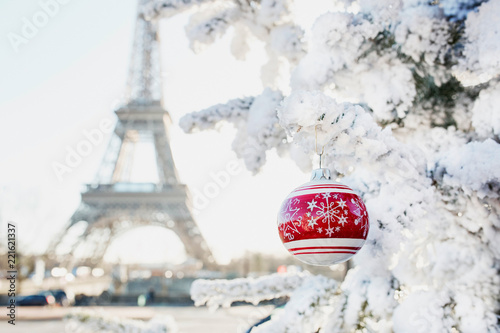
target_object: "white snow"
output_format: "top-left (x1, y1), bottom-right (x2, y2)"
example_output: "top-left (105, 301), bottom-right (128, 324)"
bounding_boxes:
top-left (435, 139), bottom-right (500, 198)
top-left (455, 0), bottom-right (500, 85)
top-left (472, 81), bottom-right (500, 138)
top-left (394, 5), bottom-right (449, 65)
top-left (190, 271), bottom-right (317, 309)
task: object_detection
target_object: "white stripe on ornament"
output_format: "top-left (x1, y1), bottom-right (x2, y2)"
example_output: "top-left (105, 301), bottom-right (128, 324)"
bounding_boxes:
top-left (293, 252), bottom-right (354, 265)
top-left (284, 238), bottom-right (366, 250)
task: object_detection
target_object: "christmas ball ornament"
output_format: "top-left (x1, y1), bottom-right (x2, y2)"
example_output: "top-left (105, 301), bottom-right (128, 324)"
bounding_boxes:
top-left (277, 168), bottom-right (369, 266)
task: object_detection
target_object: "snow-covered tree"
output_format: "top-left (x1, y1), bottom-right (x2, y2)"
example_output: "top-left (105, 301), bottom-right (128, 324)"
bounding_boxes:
top-left (147, 0), bottom-right (500, 332)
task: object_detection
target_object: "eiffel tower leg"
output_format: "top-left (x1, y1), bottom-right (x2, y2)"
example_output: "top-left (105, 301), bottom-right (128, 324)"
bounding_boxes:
top-left (113, 122), bottom-right (138, 183)
top-left (170, 213), bottom-right (214, 268)
top-left (154, 122), bottom-right (179, 184)
top-left (94, 127), bottom-right (124, 184)
top-left (89, 227), bottom-right (116, 265)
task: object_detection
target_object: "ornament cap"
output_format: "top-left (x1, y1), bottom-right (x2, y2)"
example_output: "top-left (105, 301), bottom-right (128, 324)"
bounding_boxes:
top-left (310, 168), bottom-right (331, 181)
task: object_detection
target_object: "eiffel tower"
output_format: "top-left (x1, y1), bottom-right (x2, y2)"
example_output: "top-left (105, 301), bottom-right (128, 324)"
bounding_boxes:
top-left (47, 0), bottom-right (214, 269)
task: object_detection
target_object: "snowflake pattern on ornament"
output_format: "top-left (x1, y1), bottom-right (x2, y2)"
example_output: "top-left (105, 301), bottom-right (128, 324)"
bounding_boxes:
top-left (278, 198), bottom-right (302, 240)
top-left (350, 197), bottom-right (369, 237)
top-left (278, 189), bottom-right (368, 241)
top-left (308, 192), bottom-right (349, 232)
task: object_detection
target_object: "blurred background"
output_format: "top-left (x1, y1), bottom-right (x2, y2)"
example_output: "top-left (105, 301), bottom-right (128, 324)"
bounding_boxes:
top-left (0, 0), bottom-right (344, 324)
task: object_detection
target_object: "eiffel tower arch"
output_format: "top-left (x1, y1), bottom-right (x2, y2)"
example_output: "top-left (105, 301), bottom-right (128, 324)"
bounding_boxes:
top-left (47, 0), bottom-right (215, 269)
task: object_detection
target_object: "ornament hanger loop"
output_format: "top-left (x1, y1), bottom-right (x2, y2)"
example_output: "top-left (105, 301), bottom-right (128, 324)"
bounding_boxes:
top-left (315, 125), bottom-right (325, 169)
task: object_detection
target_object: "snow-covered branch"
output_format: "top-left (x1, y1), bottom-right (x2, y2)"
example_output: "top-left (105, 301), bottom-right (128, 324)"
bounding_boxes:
top-left (471, 80), bottom-right (500, 138)
top-left (435, 139), bottom-right (500, 199)
top-left (191, 272), bottom-right (339, 333)
top-left (278, 90), bottom-right (426, 182)
top-left (454, 0), bottom-right (500, 86)
top-left (179, 96), bottom-right (254, 132)
top-left (190, 271), bottom-right (315, 308)
top-left (291, 10), bottom-right (417, 121)
top-left (180, 89), bottom-right (286, 172)
top-left (143, 0), bottom-right (216, 20)
top-left (250, 275), bottom-right (338, 333)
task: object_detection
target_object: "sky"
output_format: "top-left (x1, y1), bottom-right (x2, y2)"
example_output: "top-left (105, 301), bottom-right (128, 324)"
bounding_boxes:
top-left (0, 0), bottom-right (334, 265)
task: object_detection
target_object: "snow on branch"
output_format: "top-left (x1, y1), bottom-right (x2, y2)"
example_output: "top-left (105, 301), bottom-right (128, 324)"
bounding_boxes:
top-left (291, 11), bottom-right (417, 121)
top-left (179, 96), bottom-right (254, 132)
top-left (190, 271), bottom-right (340, 325)
top-left (143, 0), bottom-right (216, 20)
top-left (438, 0), bottom-right (485, 20)
top-left (251, 275), bottom-right (338, 333)
top-left (191, 272), bottom-right (313, 309)
top-left (454, 0), bottom-right (500, 86)
top-left (185, 3), bottom-right (240, 52)
top-left (180, 89), bottom-right (286, 172)
top-left (435, 139), bottom-right (500, 199)
top-left (471, 80), bottom-right (500, 138)
top-left (278, 90), bottom-right (426, 181)
top-left (394, 5), bottom-right (450, 66)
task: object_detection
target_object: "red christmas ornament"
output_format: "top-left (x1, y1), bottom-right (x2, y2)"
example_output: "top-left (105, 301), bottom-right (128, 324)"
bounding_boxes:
top-left (277, 168), bottom-right (369, 266)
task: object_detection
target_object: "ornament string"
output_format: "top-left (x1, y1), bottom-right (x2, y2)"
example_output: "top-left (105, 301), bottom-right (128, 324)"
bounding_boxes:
top-left (315, 125), bottom-right (325, 168)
